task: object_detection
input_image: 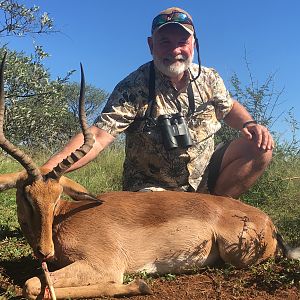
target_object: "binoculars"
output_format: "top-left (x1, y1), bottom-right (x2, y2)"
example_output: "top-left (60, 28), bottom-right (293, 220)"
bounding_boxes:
top-left (157, 113), bottom-right (193, 150)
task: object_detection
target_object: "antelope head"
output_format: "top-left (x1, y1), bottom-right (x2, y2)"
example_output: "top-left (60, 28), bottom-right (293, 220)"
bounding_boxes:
top-left (0, 54), bottom-right (99, 260)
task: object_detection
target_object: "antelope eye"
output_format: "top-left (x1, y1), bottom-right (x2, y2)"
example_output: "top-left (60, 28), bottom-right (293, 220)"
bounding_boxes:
top-left (20, 221), bottom-right (28, 227)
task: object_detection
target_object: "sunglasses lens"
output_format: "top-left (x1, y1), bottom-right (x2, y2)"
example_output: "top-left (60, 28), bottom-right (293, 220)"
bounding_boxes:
top-left (172, 12), bottom-right (191, 23)
top-left (152, 15), bottom-right (167, 27)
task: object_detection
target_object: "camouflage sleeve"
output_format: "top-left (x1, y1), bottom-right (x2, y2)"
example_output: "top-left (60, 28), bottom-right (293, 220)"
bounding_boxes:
top-left (93, 83), bottom-right (138, 137)
top-left (210, 69), bottom-right (233, 120)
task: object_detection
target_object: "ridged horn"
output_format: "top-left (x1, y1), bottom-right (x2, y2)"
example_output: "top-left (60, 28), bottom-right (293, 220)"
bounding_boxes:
top-left (0, 53), bottom-right (42, 180)
top-left (46, 63), bottom-right (94, 179)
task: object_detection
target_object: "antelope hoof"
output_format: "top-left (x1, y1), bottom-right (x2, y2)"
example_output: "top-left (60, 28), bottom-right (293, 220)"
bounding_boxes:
top-left (135, 278), bottom-right (153, 295)
top-left (23, 277), bottom-right (42, 300)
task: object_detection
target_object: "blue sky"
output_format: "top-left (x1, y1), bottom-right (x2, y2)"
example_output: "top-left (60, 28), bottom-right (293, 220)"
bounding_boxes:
top-left (2, 0), bottom-right (300, 138)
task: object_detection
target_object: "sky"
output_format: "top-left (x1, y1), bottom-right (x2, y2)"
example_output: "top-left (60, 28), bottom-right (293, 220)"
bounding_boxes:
top-left (2, 0), bottom-right (300, 139)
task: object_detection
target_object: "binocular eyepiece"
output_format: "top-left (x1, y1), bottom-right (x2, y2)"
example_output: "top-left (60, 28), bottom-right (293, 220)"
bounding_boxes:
top-left (157, 113), bottom-right (193, 150)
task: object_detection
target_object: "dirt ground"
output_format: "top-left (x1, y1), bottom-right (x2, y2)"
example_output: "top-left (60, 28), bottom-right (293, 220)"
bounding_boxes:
top-left (1, 257), bottom-right (299, 300)
top-left (133, 272), bottom-right (300, 300)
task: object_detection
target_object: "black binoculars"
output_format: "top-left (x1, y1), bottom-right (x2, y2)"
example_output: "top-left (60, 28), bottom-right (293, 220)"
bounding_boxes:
top-left (157, 113), bottom-right (193, 150)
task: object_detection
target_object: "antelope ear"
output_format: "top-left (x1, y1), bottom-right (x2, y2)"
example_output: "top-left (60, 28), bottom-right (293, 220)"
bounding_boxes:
top-left (59, 176), bottom-right (102, 203)
top-left (0, 171), bottom-right (24, 191)
top-left (59, 176), bottom-right (88, 193)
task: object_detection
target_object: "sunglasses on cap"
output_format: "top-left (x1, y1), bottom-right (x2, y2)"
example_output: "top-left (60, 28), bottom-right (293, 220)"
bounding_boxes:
top-left (151, 11), bottom-right (193, 34)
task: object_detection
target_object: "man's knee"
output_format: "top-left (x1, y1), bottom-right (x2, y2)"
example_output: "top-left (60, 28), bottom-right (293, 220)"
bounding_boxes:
top-left (220, 137), bottom-right (273, 176)
top-left (233, 137), bottom-right (272, 159)
top-left (248, 140), bottom-right (273, 167)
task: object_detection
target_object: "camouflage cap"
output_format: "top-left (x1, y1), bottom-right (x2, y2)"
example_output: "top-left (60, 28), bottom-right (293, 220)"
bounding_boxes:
top-left (151, 7), bottom-right (194, 35)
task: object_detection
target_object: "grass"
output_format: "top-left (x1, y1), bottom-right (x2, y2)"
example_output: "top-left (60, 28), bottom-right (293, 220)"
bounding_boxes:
top-left (0, 145), bottom-right (300, 298)
top-left (0, 145), bottom-right (125, 262)
top-left (67, 145), bottom-right (125, 194)
top-left (241, 152), bottom-right (300, 246)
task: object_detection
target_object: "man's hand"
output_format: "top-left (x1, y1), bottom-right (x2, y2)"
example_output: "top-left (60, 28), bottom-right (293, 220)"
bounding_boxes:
top-left (241, 123), bottom-right (274, 150)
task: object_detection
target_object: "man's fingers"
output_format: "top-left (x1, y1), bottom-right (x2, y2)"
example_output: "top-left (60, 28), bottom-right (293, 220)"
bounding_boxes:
top-left (242, 125), bottom-right (274, 150)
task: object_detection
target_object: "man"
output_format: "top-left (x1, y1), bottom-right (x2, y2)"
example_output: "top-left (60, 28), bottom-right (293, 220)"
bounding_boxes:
top-left (43, 7), bottom-right (274, 198)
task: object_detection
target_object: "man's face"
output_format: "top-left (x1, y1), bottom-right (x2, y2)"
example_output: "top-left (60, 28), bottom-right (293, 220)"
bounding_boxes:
top-left (148, 24), bottom-right (194, 78)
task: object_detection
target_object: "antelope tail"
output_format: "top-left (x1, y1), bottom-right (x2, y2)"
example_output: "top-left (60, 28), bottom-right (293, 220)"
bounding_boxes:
top-left (276, 232), bottom-right (300, 260)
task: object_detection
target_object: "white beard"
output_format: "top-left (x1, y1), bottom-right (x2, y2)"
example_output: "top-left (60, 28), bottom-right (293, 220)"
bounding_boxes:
top-left (153, 52), bottom-right (194, 78)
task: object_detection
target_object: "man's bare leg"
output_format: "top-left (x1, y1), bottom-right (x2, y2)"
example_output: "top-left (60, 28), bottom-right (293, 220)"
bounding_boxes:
top-left (213, 137), bottom-right (272, 198)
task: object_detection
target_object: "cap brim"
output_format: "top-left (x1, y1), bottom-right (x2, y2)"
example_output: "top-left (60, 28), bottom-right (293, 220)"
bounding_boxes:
top-left (153, 22), bottom-right (194, 35)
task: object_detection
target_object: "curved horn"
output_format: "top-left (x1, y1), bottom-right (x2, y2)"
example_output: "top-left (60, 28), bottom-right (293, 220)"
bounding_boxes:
top-left (0, 53), bottom-right (41, 180)
top-left (46, 64), bottom-right (94, 179)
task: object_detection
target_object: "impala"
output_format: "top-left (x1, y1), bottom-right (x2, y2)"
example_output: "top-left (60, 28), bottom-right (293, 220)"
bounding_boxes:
top-left (0, 54), bottom-right (299, 299)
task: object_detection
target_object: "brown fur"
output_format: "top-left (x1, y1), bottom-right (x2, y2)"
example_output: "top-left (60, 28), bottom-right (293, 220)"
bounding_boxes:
top-left (1, 55), bottom-right (298, 299)
top-left (0, 173), bottom-right (292, 299)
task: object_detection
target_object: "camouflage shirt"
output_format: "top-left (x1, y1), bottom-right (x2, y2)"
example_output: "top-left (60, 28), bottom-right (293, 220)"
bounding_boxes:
top-left (94, 61), bottom-right (233, 191)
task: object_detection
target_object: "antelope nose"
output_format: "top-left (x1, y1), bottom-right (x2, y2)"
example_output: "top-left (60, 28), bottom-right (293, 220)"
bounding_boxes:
top-left (36, 247), bottom-right (53, 260)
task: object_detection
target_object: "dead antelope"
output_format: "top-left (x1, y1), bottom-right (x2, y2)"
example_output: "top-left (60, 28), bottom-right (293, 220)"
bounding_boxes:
top-left (0, 54), bottom-right (299, 300)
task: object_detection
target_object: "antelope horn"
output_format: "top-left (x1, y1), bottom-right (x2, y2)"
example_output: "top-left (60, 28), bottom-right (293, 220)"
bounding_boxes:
top-left (46, 64), bottom-right (94, 179)
top-left (0, 53), bottom-right (42, 180)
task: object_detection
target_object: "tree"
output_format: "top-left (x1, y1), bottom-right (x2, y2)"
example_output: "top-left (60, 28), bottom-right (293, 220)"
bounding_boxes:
top-left (63, 82), bottom-right (108, 130)
top-left (216, 58), bottom-right (299, 153)
top-left (1, 47), bottom-right (74, 151)
top-left (0, 0), bottom-right (55, 37)
top-left (0, 0), bottom-right (56, 61)
top-left (1, 47), bottom-right (109, 153)
top-left (216, 71), bottom-right (283, 143)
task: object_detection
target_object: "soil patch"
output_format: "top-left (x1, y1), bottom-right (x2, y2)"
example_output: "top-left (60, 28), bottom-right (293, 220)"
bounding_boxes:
top-left (0, 258), bottom-right (299, 299)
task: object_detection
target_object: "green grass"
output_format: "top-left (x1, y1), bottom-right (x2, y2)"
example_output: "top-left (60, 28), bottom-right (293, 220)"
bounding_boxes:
top-left (0, 155), bottom-right (22, 173)
top-left (0, 157), bottom-right (28, 263)
top-left (241, 153), bottom-right (300, 246)
top-left (1, 146), bottom-right (300, 252)
top-left (67, 145), bottom-right (125, 194)
top-left (0, 146), bottom-right (300, 297)
top-left (0, 145), bottom-right (125, 262)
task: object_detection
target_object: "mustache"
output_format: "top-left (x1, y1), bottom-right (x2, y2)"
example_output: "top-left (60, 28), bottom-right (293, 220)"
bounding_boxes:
top-left (163, 54), bottom-right (188, 62)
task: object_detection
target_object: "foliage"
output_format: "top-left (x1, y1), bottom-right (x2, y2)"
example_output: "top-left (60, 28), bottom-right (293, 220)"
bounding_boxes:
top-left (0, 0), bottom-right (57, 61)
top-left (0, 47), bottom-right (108, 152)
top-left (249, 258), bottom-right (300, 290)
top-left (0, 5), bottom-right (299, 293)
top-left (216, 56), bottom-right (296, 146)
top-left (0, 0), bottom-right (55, 37)
top-left (0, 47), bottom-right (76, 151)
top-left (62, 81), bottom-right (108, 129)
top-left (123, 270), bottom-right (154, 284)
top-left (68, 144), bottom-right (125, 193)
top-left (242, 153), bottom-right (300, 203)
top-left (1, 149), bottom-right (299, 297)
top-left (230, 71), bottom-right (283, 128)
